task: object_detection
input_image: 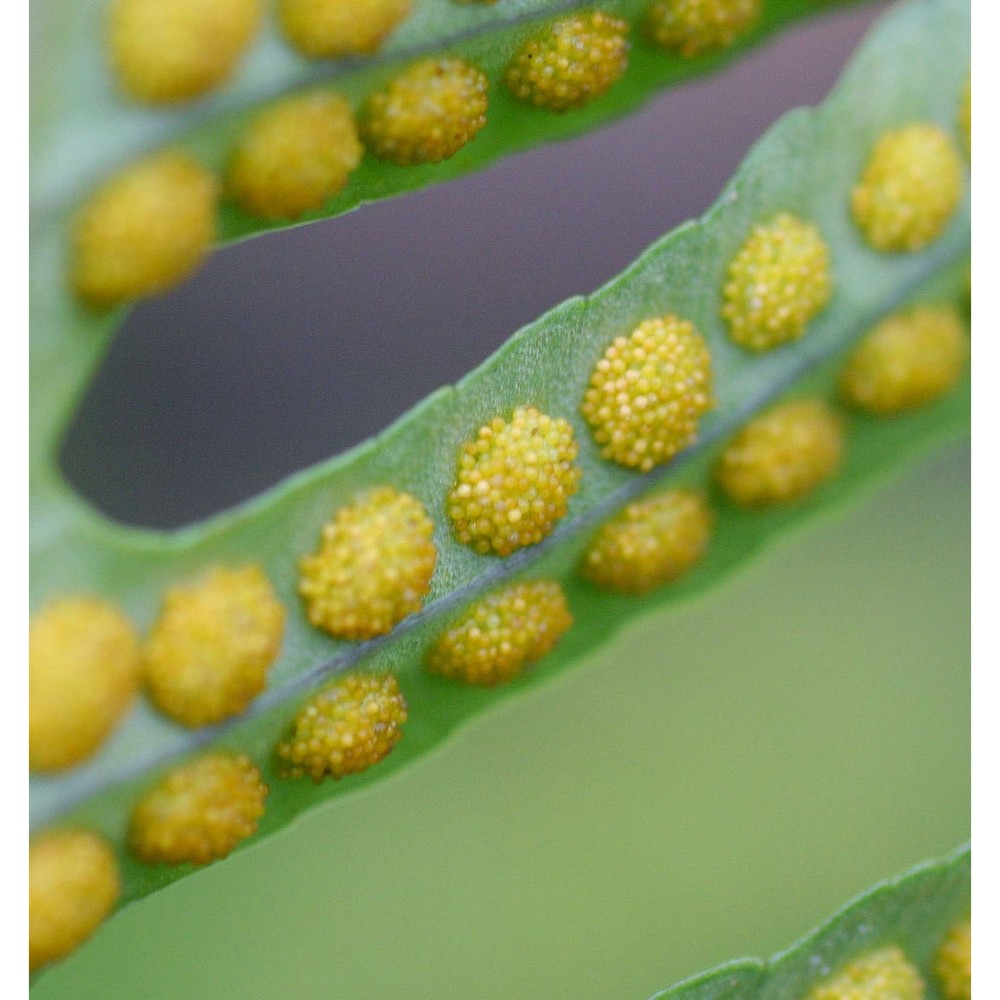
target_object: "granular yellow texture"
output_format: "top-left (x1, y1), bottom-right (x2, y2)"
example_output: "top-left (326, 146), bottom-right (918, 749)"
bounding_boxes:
top-left (426, 580), bottom-right (572, 686)
top-left (30, 598), bottom-right (141, 771)
top-left (277, 673), bottom-right (407, 781)
top-left (143, 565), bottom-right (285, 727)
top-left (299, 487), bottom-right (436, 639)
top-left (722, 212), bottom-right (832, 351)
top-left (805, 947), bottom-right (924, 1000)
top-left (279, 0), bottom-right (411, 57)
top-left (840, 305), bottom-right (967, 415)
top-left (109, 0), bottom-right (262, 103)
top-left (851, 123), bottom-right (963, 252)
top-left (715, 398), bottom-right (843, 506)
top-left (934, 920), bottom-right (971, 1000)
top-left (958, 75), bottom-right (971, 157)
top-left (72, 150), bottom-right (218, 309)
top-left (228, 91), bottom-right (362, 219)
top-left (504, 12), bottom-right (629, 112)
top-left (581, 315), bottom-right (713, 471)
top-left (30, 830), bottom-right (120, 971)
top-left (647, 0), bottom-right (760, 57)
top-left (448, 406), bottom-right (581, 556)
top-left (581, 489), bottom-right (712, 593)
top-left (128, 752), bottom-right (267, 866)
top-left (362, 58), bottom-right (488, 165)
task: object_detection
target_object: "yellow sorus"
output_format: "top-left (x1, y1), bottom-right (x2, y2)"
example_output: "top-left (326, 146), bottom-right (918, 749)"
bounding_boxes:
top-left (128, 752), bottom-right (267, 866)
top-left (143, 565), bottom-right (285, 728)
top-left (29, 830), bottom-right (120, 971)
top-left (72, 150), bottom-right (218, 309)
top-left (426, 580), bottom-right (572, 686)
top-left (805, 946), bottom-right (924, 1000)
top-left (840, 305), bottom-right (967, 415)
top-left (279, 0), bottom-right (411, 57)
top-left (715, 398), bottom-right (843, 506)
top-left (228, 91), bottom-right (362, 220)
top-left (935, 920), bottom-right (971, 1000)
top-left (30, 598), bottom-right (141, 772)
top-left (581, 489), bottom-right (712, 593)
top-left (299, 488), bottom-right (437, 640)
top-left (448, 406), bottom-right (582, 557)
top-left (277, 672), bottom-right (407, 781)
top-left (581, 315), bottom-right (713, 472)
top-left (722, 213), bottom-right (832, 351)
top-left (504, 12), bottom-right (629, 112)
top-left (647, 0), bottom-right (761, 57)
top-left (362, 58), bottom-right (489, 166)
top-left (852, 123), bottom-right (963, 252)
top-left (109, 0), bottom-right (262, 103)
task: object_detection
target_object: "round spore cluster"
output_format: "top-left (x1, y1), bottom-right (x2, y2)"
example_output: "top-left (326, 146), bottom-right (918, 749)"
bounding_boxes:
top-left (852, 123), bottom-right (963, 252)
top-left (840, 305), bottom-right (967, 415)
top-left (581, 489), bottom-right (712, 594)
top-left (128, 752), bottom-right (268, 866)
top-left (647, 0), bottom-right (761, 57)
top-left (805, 947), bottom-right (924, 1000)
top-left (721, 212), bottom-right (832, 351)
top-left (715, 398), bottom-right (843, 506)
top-left (504, 12), bottom-right (629, 112)
top-left (362, 58), bottom-right (489, 165)
top-left (109, 0), bottom-right (262, 103)
top-left (29, 830), bottom-right (120, 972)
top-left (72, 150), bottom-right (218, 308)
top-left (279, 0), bottom-right (411, 57)
top-left (228, 91), bottom-right (363, 220)
top-left (299, 487), bottom-right (437, 640)
top-left (581, 315), bottom-right (713, 472)
top-left (143, 565), bottom-right (285, 727)
top-left (448, 406), bottom-right (581, 556)
top-left (426, 580), bottom-right (572, 686)
top-left (30, 597), bottom-right (141, 771)
top-left (278, 673), bottom-right (408, 781)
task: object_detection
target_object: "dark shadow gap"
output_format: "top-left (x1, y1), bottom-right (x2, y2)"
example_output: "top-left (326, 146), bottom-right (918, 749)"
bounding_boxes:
top-left (58, 3), bottom-right (884, 529)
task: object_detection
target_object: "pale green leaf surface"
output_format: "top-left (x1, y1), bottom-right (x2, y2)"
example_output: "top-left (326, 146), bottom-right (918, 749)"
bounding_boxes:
top-left (29, 0), bottom-right (970, 946)
top-left (648, 846), bottom-right (970, 1000)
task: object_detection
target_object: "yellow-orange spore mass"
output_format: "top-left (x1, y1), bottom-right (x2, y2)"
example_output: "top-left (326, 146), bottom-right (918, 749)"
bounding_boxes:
top-left (722, 213), bottom-right (832, 351)
top-left (279, 0), bottom-right (411, 57)
top-left (581, 315), bottom-right (713, 471)
top-left (805, 946), bottom-right (924, 1000)
top-left (72, 150), bottom-right (218, 308)
top-left (935, 921), bottom-right (971, 1000)
top-left (504, 12), bottom-right (629, 112)
top-left (427, 580), bottom-right (572, 686)
top-left (278, 673), bottom-right (408, 781)
top-left (30, 830), bottom-right (120, 971)
top-left (448, 406), bottom-right (581, 556)
top-left (110, 0), bottom-right (262, 103)
top-left (228, 91), bottom-right (362, 220)
top-left (851, 123), bottom-right (963, 252)
top-left (715, 399), bottom-right (843, 506)
top-left (143, 565), bottom-right (285, 727)
top-left (647, 0), bottom-right (760, 57)
top-left (840, 305), bottom-right (967, 415)
top-left (362, 59), bottom-right (489, 165)
top-left (129, 752), bottom-right (267, 865)
top-left (299, 488), bottom-right (437, 639)
top-left (30, 598), bottom-right (141, 771)
top-left (581, 489), bottom-right (712, 593)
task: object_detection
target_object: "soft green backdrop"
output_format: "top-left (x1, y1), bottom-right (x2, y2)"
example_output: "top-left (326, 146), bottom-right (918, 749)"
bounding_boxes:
top-left (35, 443), bottom-right (970, 999)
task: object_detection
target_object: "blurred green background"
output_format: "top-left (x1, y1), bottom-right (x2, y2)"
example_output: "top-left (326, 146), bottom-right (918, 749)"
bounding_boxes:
top-left (36, 442), bottom-right (969, 999)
